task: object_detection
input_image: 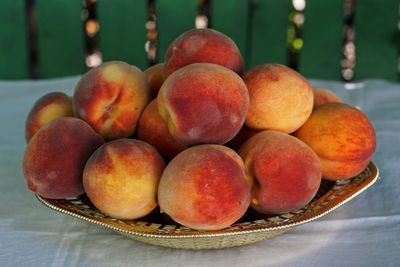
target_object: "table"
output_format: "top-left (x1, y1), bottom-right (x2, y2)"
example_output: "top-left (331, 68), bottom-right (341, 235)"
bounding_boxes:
top-left (0, 77), bottom-right (399, 267)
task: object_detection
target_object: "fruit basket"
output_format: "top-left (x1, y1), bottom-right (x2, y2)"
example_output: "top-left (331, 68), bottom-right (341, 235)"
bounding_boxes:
top-left (35, 161), bottom-right (379, 250)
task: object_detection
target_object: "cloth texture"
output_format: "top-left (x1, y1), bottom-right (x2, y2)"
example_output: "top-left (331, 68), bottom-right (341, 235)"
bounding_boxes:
top-left (0, 77), bottom-right (399, 267)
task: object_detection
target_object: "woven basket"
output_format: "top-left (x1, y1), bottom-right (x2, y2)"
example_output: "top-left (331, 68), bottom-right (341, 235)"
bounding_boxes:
top-left (36, 161), bottom-right (379, 249)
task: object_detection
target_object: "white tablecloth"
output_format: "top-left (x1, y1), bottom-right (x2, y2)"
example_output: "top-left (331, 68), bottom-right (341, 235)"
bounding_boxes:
top-left (0, 77), bottom-right (399, 267)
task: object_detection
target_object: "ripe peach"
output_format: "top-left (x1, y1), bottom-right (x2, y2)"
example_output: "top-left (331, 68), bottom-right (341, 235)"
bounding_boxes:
top-left (158, 63), bottom-right (249, 146)
top-left (164, 28), bottom-right (243, 77)
top-left (225, 125), bottom-right (259, 151)
top-left (23, 118), bottom-right (104, 199)
top-left (73, 61), bottom-right (149, 140)
top-left (144, 63), bottom-right (165, 99)
top-left (313, 87), bottom-right (343, 107)
top-left (83, 139), bottom-right (165, 220)
top-left (239, 130), bottom-right (322, 215)
top-left (244, 64), bottom-right (314, 133)
top-left (294, 103), bottom-right (376, 180)
top-left (158, 145), bottom-right (251, 230)
top-left (25, 92), bottom-right (74, 142)
top-left (137, 99), bottom-right (187, 161)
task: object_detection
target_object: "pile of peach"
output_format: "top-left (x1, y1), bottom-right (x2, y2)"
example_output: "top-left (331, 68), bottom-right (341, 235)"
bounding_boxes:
top-left (23, 29), bottom-right (376, 231)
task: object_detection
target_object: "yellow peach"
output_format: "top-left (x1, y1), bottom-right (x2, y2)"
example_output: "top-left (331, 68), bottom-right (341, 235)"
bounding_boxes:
top-left (244, 64), bottom-right (314, 133)
top-left (294, 103), bottom-right (376, 180)
top-left (313, 87), bottom-right (343, 107)
top-left (25, 92), bottom-right (74, 142)
top-left (73, 61), bottom-right (149, 140)
top-left (83, 139), bottom-right (165, 220)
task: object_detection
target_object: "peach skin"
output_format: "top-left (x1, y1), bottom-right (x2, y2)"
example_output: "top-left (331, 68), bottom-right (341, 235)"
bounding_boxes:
top-left (137, 99), bottom-right (187, 161)
top-left (158, 145), bottom-right (251, 230)
top-left (239, 130), bottom-right (322, 215)
top-left (225, 125), bottom-right (259, 151)
top-left (73, 61), bottom-right (149, 140)
top-left (294, 103), bottom-right (376, 180)
top-left (25, 92), bottom-right (74, 142)
top-left (157, 63), bottom-right (249, 146)
top-left (23, 117), bottom-right (104, 199)
top-left (313, 87), bottom-right (343, 107)
top-left (83, 139), bottom-right (165, 220)
top-left (144, 63), bottom-right (165, 99)
top-left (164, 28), bottom-right (243, 77)
top-left (244, 64), bottom-right (314, 133)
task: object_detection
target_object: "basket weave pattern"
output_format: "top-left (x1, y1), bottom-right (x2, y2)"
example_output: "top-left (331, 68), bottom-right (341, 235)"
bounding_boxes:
top-left (36, 162), bottom-right (379, 249)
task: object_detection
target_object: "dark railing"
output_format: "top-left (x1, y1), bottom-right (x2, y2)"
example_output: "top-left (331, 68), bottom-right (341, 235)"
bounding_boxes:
top-left (0, 0), bottom-right (399, 81)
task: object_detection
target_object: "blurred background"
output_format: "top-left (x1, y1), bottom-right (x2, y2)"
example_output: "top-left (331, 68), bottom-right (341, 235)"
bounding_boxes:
top-left (0, 0), bottom-right (399, 82)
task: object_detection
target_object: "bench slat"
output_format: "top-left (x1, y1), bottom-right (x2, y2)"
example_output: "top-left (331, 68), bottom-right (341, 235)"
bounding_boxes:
top-left (354, 0), bottom-right (398, 81)
top-left (36, 0), bottom-right (85, 78)
top-left (0, 0), bottom-right (29, 79)
top-left (248, 0), bottom-right (291, 67)
top-left (211, 0), bottom-right (249, 69)
top-left (299, 0), bottom-right (344, 80)
top-left (98, 0), bottom-right (147, 70)
top-left (157, 0), bottom-right (198, 62)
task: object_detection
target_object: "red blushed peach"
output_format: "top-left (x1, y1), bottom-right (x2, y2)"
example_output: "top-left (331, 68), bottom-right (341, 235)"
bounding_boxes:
top-left (83, 139), bottom-right (165, 220)
top-left (144, 63), bottom-right (165, 99)
top-left (313, 87), bottom-right (343, 107)
top-left (239, 130), bottom-right (322, 215)
top-left (23, 118), bottom-right (104, 199)
top-left (294, 103), bottom-right (376, 180)
top-left (158, 63), bottom-right (249, 146)
top-left (164, 28), bottom-right (243, 77)
top-left (244, 64), bottom-right (314, 133)
top-left (158, 145), bottom-right (251, 230)
top-left (25, 92), bottom-right (74, 142)
top-left (73, 61), bottom-right (149, 140)
top-left (137, 99), bottom-right (187, 161)
top-left (225, 125), bottom-right (259, 151)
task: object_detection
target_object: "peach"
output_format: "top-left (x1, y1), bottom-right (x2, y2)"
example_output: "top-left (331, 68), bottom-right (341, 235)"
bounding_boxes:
top-left (137, 99), bottom-right (187, 161)
top-left (25, 92), bottom-right (74, 142)
top-left (313, 87), bottom-right (343, 107)
top-left (244, 64), bottom-right (314, 133)
top-left (83, 139), bottom-right (165, 220)
top-left (164, 28), bottom-right (243, 77)
top-left (239, 130), bottom-right (322, 215)
top-left (144, 63), bottom-right (165, 99)
top-left (23, 117), bottom-right (104, 199)
top-left (225, 125), bottom-right (259, 151)
top-left (294, 103), bottom-right (376, 180)
top-left (158, 63), bottom-right (249, 146)
top-left (73, 61), bottom-right (149, 140)
top-left (158, 145), bottom-right (251, 230)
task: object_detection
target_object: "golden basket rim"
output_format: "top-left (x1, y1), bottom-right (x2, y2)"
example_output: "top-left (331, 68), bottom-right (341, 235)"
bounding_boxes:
top-left (35, 161), bottom-right (379, 239)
